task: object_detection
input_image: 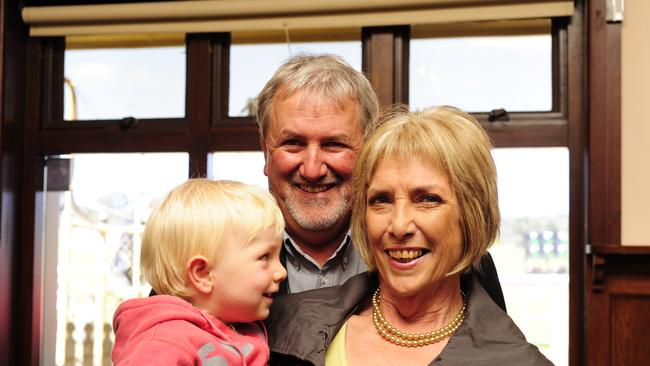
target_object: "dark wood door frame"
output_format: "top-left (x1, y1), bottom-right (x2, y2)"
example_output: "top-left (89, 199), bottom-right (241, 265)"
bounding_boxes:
top-left (0, 0), bottom-right (30, 365)
top-left (584, 0), bottom-right (632, 364)
top-left (567, 1), bottom-right (588, 365)
top-left (587, 0), bottom-right (621, 246)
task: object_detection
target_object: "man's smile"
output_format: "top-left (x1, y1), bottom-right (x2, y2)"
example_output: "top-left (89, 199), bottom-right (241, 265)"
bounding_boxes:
top-left (295, 183), bottom-right (336, 193)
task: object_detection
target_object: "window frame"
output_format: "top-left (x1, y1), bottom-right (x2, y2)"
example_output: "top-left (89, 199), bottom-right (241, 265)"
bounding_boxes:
top-left (21, 17), bottom-right (586, 366)
top-left (37, 21), bottom-right (571, 157)
top-left (38, 38), bottom-right (187, 142)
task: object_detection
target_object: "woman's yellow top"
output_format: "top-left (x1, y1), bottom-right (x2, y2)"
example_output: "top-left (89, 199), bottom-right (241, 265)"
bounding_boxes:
top-left (324, 320), bottom-right (349, 366)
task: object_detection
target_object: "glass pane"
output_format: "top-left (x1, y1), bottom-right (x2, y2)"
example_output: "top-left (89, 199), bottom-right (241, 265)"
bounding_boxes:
top-left (209, 151), bottom-right (267, 188)
top-left (409, 35), bottom-right (551, 112)
top-left (229, 41), bottom-right (362, 117)
top-left (491, 147), bottom-right (569, 366)
top-left (64, 47), bottom-right (186, 120)
top-left (39, 153), bottom-right (188, 366)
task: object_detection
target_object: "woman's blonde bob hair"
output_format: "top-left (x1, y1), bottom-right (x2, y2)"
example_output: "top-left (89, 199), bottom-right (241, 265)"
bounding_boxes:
top-left (141, 179), bottom-right (284, 298)
top-left (351, 105), bottom-right (500, 275)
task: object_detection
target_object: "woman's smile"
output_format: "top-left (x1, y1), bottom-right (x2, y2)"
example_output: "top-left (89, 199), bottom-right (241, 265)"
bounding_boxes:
top-left (386, 248), bottom-right (429, 262)
top-left (384, 248), bottom-right (432, 270)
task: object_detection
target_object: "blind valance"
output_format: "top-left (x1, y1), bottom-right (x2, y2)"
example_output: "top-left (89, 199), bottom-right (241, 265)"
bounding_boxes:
top-left (22, 0), bottom-right (574, 37)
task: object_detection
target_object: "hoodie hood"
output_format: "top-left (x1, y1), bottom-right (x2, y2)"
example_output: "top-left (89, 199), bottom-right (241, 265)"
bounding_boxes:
top-left (112, 295), bottom-right (229, 360)
top-left (112, 295), bottom-right (271, 366)
top-left (114, 295), bottom-right (221, 335)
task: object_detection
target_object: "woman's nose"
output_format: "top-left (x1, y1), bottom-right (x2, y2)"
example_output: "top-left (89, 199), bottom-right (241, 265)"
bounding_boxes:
top-left (299, 146), bottom-right (327, 181)
top-left (388, 201), bottom-right (416, 240)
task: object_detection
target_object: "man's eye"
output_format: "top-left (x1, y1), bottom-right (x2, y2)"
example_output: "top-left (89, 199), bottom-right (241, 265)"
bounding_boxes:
top-left (282, 139), bottom-right (301, 146)
top-left (323, 141), bottom-right (346, 148)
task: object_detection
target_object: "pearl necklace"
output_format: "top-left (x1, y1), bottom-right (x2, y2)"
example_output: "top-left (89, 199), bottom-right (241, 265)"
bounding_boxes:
top-left (371, 287), bottom-right (466, 347)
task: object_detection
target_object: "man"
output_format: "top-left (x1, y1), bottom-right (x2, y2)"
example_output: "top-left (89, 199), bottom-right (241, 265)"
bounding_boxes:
top-left (255, 54), bottom-right (505, 311)
top-left (255, 54), bottom-right (376, 294)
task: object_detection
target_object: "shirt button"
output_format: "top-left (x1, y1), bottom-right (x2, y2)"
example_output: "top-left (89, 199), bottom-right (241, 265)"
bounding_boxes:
top-left (320, 277), bottom-right (328, 285)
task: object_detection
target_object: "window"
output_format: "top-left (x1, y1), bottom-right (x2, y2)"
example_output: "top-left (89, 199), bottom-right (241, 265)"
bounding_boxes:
top-left (409, 22), bottom-right (569, 364)
top-left (64, 46), bottom-right (186, 121)
top-left (210, 152), bottom-right (267, 187)
top-left (410, 34), bottom-right (552, 112)
top-left (229, 40), bottom-right (362, 117)
top-left (491, 148), bottom-right (569, 366)
top-left (39, 153), bottom-right (188, 366)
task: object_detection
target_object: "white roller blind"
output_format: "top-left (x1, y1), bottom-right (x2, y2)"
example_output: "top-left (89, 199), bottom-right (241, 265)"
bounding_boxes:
top-left (22, 0), bottom-right (574, 37)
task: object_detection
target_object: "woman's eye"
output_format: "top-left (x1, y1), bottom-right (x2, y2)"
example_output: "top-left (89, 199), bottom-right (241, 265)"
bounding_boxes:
top-left (368, 195), bottom-right (389, 205)
top-left (259, 254), bottom-right (269, 261)
top-left (421, 194), bottom-right (442, 203)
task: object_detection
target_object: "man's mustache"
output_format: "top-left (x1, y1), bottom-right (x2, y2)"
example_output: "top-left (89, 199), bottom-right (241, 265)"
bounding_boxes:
top-left (288, 171), bottom-right (343, 186)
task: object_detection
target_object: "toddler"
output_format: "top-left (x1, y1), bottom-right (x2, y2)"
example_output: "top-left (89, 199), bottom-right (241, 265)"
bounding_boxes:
top-left (112, 179), bottom-right (287, 365)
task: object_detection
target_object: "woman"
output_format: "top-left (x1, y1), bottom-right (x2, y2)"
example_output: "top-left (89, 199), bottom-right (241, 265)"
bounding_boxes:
top-left (266, 106), bottom-right (552, 365)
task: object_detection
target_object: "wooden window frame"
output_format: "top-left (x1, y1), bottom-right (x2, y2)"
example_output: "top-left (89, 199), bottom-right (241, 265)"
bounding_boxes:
top-left (208, 22), bottom-right (572, 150)
top-left (35, 22), bottom-right (571, 154)
top-left (209, 32), bottom-right (261, 152)
top-left (405, 20), bottom-right (571, 148)
top-left (37, 38), bottom-right (187, 152)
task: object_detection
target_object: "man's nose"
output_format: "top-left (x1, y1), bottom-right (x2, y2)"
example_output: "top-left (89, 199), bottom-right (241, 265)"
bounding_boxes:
top-left (299, 146), bottom-right (327, 181)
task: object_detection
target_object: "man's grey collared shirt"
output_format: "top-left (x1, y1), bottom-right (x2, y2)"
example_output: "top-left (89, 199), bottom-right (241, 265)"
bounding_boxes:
top-left (282, 231), bottom-right (367, 294)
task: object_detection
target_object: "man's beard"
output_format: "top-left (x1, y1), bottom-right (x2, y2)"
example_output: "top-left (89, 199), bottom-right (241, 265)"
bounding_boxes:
top-left (283, 173), bottom-right (351, 231)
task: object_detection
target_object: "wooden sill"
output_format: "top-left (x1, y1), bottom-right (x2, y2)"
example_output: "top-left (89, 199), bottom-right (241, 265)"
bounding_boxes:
top-left (586, 244), bottom-right (650, 256)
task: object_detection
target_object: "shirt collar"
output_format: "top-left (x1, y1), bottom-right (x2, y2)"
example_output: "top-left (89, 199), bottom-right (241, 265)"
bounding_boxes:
top-left (283, 229), bottom-right (352, 270)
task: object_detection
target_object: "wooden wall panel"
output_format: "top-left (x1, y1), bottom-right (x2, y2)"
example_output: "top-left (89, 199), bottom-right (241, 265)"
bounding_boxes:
top-left (586, 246), bottom-right (650, 366)
top-left (610, 296), bottom-right (650, 366)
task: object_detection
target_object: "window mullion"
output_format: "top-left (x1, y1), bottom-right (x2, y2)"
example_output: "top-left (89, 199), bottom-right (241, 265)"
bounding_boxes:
top-left (362, 26), bottom-right (410, 107)
top-left (185, 34), bottom-right (212, 177)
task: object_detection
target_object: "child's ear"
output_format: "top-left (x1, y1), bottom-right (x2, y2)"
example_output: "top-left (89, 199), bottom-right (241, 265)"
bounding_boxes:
top-left (187, 255), bottom-right (213, 295)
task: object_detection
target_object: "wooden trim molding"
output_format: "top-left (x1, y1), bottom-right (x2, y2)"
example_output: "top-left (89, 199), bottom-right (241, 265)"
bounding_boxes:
top-left (1, 1), bottom-right (30, 365)
top-left (586, 244), bottom-right (650, 256)
top-left (567, 2), bottom-right (587, 365)
top-left (582, 0), bottom-right (624, 365)
top-left (588, 0), bottom-right (622, 246)
top-left (587, 244), bottom-right (650, 293)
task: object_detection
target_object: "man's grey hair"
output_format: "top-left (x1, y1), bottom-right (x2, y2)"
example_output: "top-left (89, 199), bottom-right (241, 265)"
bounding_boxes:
top-left (255, 54), bottom-right (379, 137)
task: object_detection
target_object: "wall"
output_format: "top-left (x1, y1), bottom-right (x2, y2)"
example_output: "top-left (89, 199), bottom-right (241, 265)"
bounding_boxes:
top-left (621, 0), bottom-right (650, 245)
